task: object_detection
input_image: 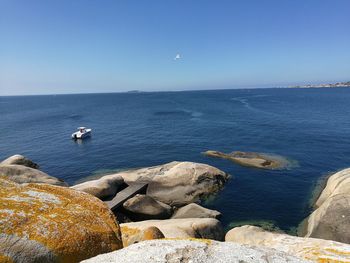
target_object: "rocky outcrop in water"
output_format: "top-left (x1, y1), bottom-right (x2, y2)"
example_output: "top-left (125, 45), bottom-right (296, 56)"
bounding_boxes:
top-left (302, 168), bottom-right (350, 244)
top-left (0, 164), bottom-right (68, 186)
top-left (203, 150), bottom-right (289, 170)
top-left (0, 177), bottom-right (123, 262)
top-left (71, 174), bottom-right (125, 199)
top-left (121, 218), bottom-right (225, 241)
top-left (82, 239), bottom-right (309, 263)
top-left (171, 203), bottom-right (221, 219)
top-left (225, 225), bottom-right (350, 262)
top-left (123, 194), bottom-right (173, 220)
top-left (1, 154), bottom-right (39, 169)
top-left (92, 161), bottom-right (229, 206)
top-left (0, 155), bottom-right (67, 186)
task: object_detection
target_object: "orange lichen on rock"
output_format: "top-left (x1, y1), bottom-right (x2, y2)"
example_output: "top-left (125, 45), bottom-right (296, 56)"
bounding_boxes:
top-left (0, 176), bottom-right (123, 263)
top-left (121, 226), bottom-right (164, 247)
top-left (0, 254), bottom-right (14, 263)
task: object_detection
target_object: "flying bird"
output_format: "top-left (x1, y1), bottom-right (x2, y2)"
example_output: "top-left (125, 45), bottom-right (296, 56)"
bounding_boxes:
top-left (174, 54), bottom-right (181, 61)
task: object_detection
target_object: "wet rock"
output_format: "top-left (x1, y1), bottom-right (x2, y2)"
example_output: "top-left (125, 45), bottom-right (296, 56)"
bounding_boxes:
top-left (203, 150), bottom-right (289, 170)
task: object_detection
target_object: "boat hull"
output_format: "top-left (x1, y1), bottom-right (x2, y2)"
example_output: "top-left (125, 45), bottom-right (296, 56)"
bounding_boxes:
top-left (71, 129), bottom-right (92, 139)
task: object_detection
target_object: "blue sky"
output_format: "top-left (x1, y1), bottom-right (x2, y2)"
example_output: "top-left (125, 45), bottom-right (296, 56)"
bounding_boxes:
top-left (1, 0), bottom-right (349, 95)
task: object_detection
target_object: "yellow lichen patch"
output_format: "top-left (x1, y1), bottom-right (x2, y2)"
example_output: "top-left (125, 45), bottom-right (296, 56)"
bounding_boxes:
top-left (302, 246), bottom-right (350, 263)
top-left (121, 226), bottom-right (141, 237)
top-left (121, 226), bottom-right (164, 247)
top-left (142, 226), bottom-right (164, 241)
top-left (0, 254), bottom-right (14, 263)
top-left (324, 248), bottom-right (350, 256)
top-left (0, 177), bottom-right (123, 262)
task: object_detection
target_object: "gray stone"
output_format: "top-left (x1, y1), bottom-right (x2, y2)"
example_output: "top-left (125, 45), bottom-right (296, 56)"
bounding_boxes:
top-left (105, 161), bottom-right (229, 206)
top-left (71, 174), bottom-right (124, 199)
top-left (0, 165), bottom-right (67, 186)
top-left (123, 194), bottom-right (173, 220)
top-left (302, 168), bottom-right (350, 244)
top-left (225, 225), bottom-right (350, 262)
top-left (82, 239), bottom-right (310, 263)
top-left (1, 154), bottom-right (39, 169)
top-left (121, 218), bottom-right (225, 241)
top-left (171, 203), bottom-right (221, 219)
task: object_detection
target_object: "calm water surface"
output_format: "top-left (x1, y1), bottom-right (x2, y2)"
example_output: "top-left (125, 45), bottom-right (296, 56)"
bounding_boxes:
top-left (1, 88), bottom-right (350, 231)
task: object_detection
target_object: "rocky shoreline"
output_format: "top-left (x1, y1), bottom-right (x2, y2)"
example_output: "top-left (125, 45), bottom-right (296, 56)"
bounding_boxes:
top-left (1, 154), bottom-right (350, 262)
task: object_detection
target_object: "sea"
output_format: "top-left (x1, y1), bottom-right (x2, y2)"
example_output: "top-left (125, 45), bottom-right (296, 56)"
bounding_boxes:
top-left (1, 87), bottom-right (350, 232)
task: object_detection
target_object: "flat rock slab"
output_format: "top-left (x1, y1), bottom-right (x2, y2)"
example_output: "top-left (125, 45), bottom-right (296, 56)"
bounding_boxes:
top-left (204, 150), bottom-right (292, 170)
top-left (105, 183), bottom-right (148, 211)
top-left (82, 239), bottom-right (309, 263)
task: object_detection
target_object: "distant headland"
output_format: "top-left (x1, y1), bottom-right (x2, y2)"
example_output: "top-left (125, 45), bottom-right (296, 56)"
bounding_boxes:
top-left (290, 81), bottom-right (350, 89)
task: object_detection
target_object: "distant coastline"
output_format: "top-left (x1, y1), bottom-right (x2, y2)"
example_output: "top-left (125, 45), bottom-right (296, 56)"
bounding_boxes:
top-left (289, 81), bottom-right (350, 89)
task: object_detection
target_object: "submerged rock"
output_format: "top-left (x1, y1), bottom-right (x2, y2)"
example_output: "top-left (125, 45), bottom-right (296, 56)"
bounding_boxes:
top-left (82, 239), bottom-right (309, 263)
top-left (1, 154), bottom-right (39, 169)
top-left (71, 174), bottom-right (125, 199)
top-left (0, 177), bottom-right (123, 262)
top-left (121, 218), bottom-right (225, 241)
top-left (302, 168), bottom-right (350, 244)
top-left (226, 225), bottom-right (350, 262)
top-left (121, 226), bottom-right (164, 247)
top-left (203, 150), bottom-right (290, 170)
top-left (98, 161), bottom-right (229, 206)
top-left (0, 165), bottom-right (67, 186)
top-left (123, 194), bottom-right (173, 220)
top-left (171, 203), bottom-right (221, 219)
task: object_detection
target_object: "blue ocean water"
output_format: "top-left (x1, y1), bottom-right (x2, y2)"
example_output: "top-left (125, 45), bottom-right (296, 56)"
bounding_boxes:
top-left (1, 88), bottom-right (350, 231)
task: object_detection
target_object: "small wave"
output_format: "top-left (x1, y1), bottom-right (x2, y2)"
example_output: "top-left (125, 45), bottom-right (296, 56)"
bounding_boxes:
top-left (231, 96), bottom-right (280, 117)
top-left (154, 110), bottom-right (189, 116)
top-left (231, 97), bottom-right (254, 110)
top-left (154, 109), bottom-right (202, 119)
top-left (68, 114), bottom-right (83, 120)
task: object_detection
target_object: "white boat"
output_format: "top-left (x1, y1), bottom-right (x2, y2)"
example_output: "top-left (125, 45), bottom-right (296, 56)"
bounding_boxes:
top-left (71, 127), bottom-right (92, 139)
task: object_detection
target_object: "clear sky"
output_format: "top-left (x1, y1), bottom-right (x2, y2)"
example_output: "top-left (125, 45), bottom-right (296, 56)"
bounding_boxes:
top-left (1, 0), bottom-right (349, 95)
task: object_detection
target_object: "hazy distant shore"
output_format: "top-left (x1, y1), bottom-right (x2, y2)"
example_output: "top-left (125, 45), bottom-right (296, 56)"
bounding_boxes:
top-left (288, 81), bottom-right (350, 89)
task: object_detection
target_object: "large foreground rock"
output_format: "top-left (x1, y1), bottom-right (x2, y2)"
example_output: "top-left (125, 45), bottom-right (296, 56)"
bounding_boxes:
top-left (171, 203), bottom-right (221, 219)
top-left (101, 161), bottom-right (229, 206)
top-left (226, 225), bottom-right (350, 262)
top-left (123, 194), bottom-right (173, 220)
top-left (302, 168), bottom-right (350, 244)
top-left (121, 218), bottom-right (225, 241)
top-left (1, 154), bottom-right (39, 169)
top-left (0, 165), bottom-right (68, 186)
top-left (203, 150), bottom-right (290, 170)
top-left (71, 174), bottom-right (125, 199)
top-left (82, 239), bottom-right (309, 263)
top-left (0, 177), bottom-right (123, 263)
